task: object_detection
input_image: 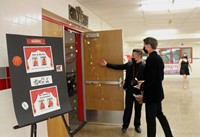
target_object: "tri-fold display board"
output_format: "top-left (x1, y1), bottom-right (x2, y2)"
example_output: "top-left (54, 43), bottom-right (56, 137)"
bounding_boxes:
top-left (6, 34), bottom-right (72, 127)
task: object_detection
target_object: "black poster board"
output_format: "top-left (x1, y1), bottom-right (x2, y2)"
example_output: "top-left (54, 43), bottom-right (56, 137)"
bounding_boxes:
top-left (6, 34), bottom-right (73, 127)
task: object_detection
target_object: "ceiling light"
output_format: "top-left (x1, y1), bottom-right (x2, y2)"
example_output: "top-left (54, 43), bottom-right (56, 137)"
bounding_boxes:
top-left (145, 29), bottom-right (178, 35)
top-left (141, 0), bottom-right (200, 11)
top-left (141, 1), bottom-right (170, 11)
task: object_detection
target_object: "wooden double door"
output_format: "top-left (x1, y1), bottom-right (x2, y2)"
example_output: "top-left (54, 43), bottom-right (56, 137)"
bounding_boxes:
top-left (83, 30), bottom-right (124, 123)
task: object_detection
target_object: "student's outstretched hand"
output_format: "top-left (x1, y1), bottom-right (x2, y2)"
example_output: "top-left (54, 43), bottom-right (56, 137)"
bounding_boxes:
top-left (99, 59), bottom-right (107, 66)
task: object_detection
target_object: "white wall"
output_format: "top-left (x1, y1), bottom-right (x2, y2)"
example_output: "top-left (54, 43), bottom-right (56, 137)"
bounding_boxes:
top-left (0, 0), bottom-right (42, 67)
top-left (0, 0), bottom-right (114, 137)
top-left (190, 45), bottom-right (200, 78)
top-left (42, 0), bottom-right (113, 31)
top-left (0, 0), bottom-right (47, 137)
top-left (123, 41), bottom-right (132, 55)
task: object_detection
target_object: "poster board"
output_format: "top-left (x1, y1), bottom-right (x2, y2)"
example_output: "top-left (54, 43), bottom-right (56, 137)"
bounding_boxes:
top-left (6, 34), bottom-right (72, 127)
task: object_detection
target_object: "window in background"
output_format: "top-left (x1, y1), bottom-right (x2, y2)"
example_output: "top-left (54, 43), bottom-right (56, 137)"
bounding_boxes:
top-left (172, 48), bottom-right (180, 63)
top-left (156, 49), bottom-right (161, 55)
top-left (141, 47), bottom-right (192, 64)
top-left (161, 48), bottom-right (171, 63)
top-left (142, 53), bottom-right (148, 61)
top-left (181, 48), bottom-right (192, 63)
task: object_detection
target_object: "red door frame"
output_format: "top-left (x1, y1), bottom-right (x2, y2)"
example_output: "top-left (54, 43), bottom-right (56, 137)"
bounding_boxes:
top-left (75, 33), bottom-right (84, 121)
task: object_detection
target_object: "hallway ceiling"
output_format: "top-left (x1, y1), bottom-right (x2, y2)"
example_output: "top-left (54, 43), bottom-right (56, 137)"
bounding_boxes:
top-left (76, 0), bottom-right (200, 47)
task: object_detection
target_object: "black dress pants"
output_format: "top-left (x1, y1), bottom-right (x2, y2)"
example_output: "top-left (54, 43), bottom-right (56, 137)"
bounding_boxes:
top-left (145, 102), bottom-right (173, 137)
top-left (122, 89), bottom-right (142, 129)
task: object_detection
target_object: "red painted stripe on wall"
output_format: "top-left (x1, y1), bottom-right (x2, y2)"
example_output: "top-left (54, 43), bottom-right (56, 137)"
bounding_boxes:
top-left (0, 67), bottom-right (11, 91)
top-left (0, 78), bottom-right (7, 90)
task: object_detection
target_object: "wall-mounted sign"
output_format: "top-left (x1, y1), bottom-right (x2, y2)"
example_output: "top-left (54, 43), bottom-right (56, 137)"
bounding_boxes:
top-left (69, 5), bottom-right (88, 27)
top-left (164, 64), bottom-right (179, 75)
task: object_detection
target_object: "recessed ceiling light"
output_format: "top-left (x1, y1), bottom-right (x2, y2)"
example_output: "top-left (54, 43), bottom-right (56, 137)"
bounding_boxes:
top-left (145, 29), bottom-right (178, 35)
top-left (140, 0), bottom-right (200, 11)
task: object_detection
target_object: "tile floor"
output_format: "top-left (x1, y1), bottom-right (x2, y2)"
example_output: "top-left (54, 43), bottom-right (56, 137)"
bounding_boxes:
top-left (74, 78), bottom-right (200, 137)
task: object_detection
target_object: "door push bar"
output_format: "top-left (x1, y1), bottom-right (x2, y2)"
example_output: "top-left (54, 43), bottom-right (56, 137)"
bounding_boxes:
top-left (85, 78), bottom-right (123, 87)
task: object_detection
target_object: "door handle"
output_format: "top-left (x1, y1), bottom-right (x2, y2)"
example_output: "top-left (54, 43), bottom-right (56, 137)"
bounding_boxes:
top-left (85, 78), bottom-right (123, 87)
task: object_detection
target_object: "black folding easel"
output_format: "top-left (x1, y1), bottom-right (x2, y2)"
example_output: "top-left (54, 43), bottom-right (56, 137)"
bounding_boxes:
top-left (14, 114), bottom-right (73, 137)
top-left (30, 123), bottom-right (37, 137)
top-left (61, 114), bottom-right (73, 137)
top-left (14, 123), bottom-right (39, 137)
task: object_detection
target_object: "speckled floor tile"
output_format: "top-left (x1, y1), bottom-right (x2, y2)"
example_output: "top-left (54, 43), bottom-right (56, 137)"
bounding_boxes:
top-left (74, 78), bottom-right (200, 137)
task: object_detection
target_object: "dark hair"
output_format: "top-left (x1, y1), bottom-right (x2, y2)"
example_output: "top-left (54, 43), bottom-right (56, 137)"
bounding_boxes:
top-left (143, 37), bottom-right (158, 49)
top-left (132, 49), bottom-right (143, 56)
top-left (182, 53), bottom-right (187, 56)
top-left (182, 53), bottom-right (188, 59)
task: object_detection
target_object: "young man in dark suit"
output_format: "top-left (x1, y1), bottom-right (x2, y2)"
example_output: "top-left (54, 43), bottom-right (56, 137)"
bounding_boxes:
top-left (137, 37), bottom-right (173, 137)
top-left (100, 49), bottom-right (145, 133)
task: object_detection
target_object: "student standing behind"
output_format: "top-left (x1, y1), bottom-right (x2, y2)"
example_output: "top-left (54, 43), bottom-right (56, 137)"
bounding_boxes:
top-left (137, 37), bottom-right (173, 137)
top-left (100, 49), bottom-right (145, 133)
top-left (178, 53), bottom-right (192, 89)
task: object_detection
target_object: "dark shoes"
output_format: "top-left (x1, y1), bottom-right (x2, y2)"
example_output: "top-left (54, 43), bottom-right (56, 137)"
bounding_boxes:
top-left (135, 127), bottom-right (141, 133)
top-left (121, 127), bottom-right (127, 133)
top-left (121, 127), bottom-right (141, 133)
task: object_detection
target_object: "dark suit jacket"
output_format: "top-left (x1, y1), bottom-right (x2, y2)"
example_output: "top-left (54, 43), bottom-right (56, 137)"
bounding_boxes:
top-left (140, 51), bottom-right (164, 103)
top-left (106, 61), bottom-right (145, 93)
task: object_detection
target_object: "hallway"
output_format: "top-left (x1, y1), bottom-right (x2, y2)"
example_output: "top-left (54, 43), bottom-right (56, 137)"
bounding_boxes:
top-left (74, 78), bottom-right (200, 137)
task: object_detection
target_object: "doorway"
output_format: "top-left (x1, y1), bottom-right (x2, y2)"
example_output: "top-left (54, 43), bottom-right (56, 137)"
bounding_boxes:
top-left (64, 29), bottom-right (85, 133)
